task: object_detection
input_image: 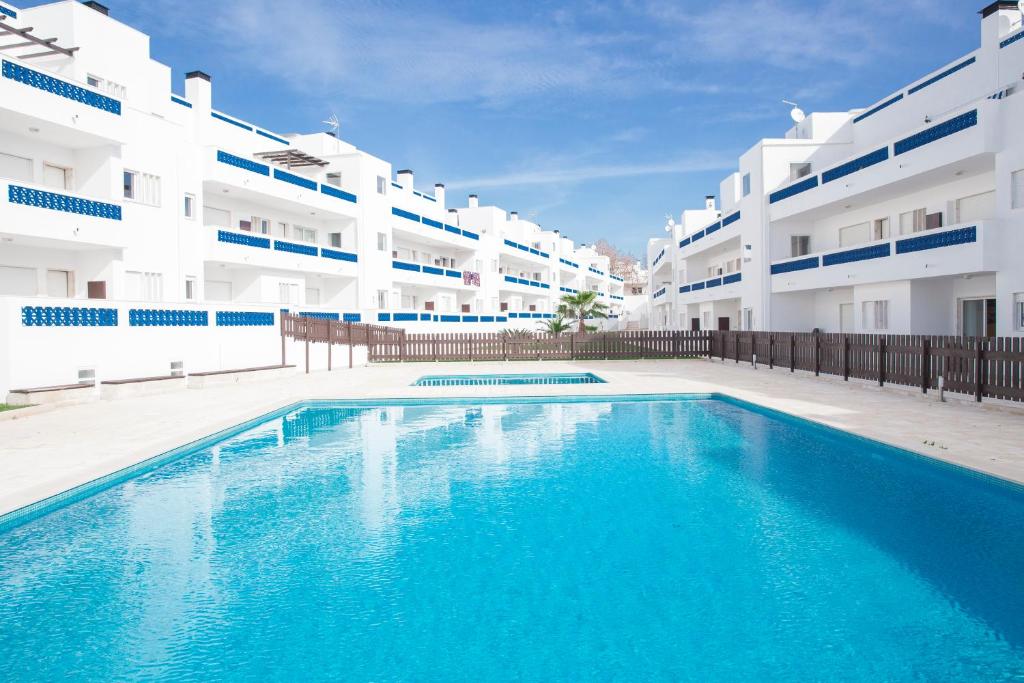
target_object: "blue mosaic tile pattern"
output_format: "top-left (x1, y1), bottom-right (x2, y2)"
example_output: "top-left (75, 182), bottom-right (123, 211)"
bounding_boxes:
top-left (504, 238), bottom-right (550, 258)
top-left (770, 257), bottom-right (820, 275)
top-left (611, 294), bottom-right (624, 300)
top-left (274, 240), bottom-right (318, 256)
top-left (504, 275), bottom-right (549, 289)
top-left (822, 147), bottom-right (889, 184)
top-left (722, 273), bottom-right (742, 285)
top-left (0, 5), bottom-right (16, 18)
top-left (273, 169), bottom-right (317, 191)
top-left (422, 217), bottom-right (443, 229)
top-left (721, 211), bottom-right (741, 228)
top-left (678, 237), bottom-right (690, 248)
top-left (9, 184), bottom-right (122, 220)
top-left (588, 267), bottom-right (605, 276)
top-left (769, 175), bottom-right (819, 204)
top-left (822, 243), bottom-right (891, 267)
top-left (1002, 30), bottom-right (1024, 49)
top-left (211, 111), bottom-right (252, 131)
top-left (392, 313), bottom-right (418, 322)
top-left (691, 281), bottom-right (705, 291)
top-left (907, 57), bottom-right (975, 95)
top-left (853, 94), bottom-right (903, 124)
top-left (703, 222), bottom-right (722, 236)
top-left (392, 207), bottom-right (420, 222)
top-left (895, 226), bottom-right (977, 254)
top-left (343, 313), bottom-right (361, 322)
top-left (170, 95), bottom-right (192, 108)
top-left (21, 305), bottom-right (117, 327)
top-left (679, 285), bottom-right (690, 293)
top-left (216, 150), bottom-right (269, 175)
top-left (129, 309), bottom-right (208, 327)
top-left (2, 60), bottom-right (120, 114)
top-left (705, 277), bottom-right (723, 289)
top-left (216, 311), bottom-right (275, 326)
top-left (256, 129), bottom-right (289, 145)
top-left (611, 275), bottom-right (624, 282)
top-left (218, 230), bottom-right (270, 249)
top-left (393, 260), bottom-right (421, 272)
top-left (299, 312), bottom-right (339, 320)
top-left (320, 184), bottom-right (358, 203)
top-left (560, 286), bottom-right (578, 294)
top-left (560, 258), bottom-right (579, 269)
top-left (653, 287), bottom-right (666, 299)
top-left (320, 248), bottom-right (358, 262)
top-left (652, 249), bottom-right (667, 267)
top-left (894, 110), bottom-right (977, 156)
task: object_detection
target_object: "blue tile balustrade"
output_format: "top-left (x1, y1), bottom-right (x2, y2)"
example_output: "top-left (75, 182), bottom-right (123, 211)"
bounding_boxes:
top-left (588, 267), bottom-right (605, 276)
top-left (611, 275), bottom-right (624, 282)
top-left (21, 305), bottom-right (117, 327)
top-left (423, 217), bottom-right (443, 229)
top-left (211, 111), bottom-right (252, 131)
top-left (691, 281), bottom-right (705, 291)
top-left (2, 60), bottom-right (121, 115)
top-left (256, 130), bottom-right (289, 145)
top-left (0, 5), bottom-right (16, 18)
top-left (9, 184), bottom-right (122, 220)
top-left (1002, 29), bottom-right (1024, 49)
top-left (652, 249), bottom-right (666, 267)
top-left (653, 287), bottom-right (666, 299)
top-left (392, 207), bottom-right (420, 222)
top-left (170, 95), bottom-right (192, 108)
top-left (393, 260), bottom-right (466, 282)
top-left (678, 273), bottom-right (742, 294)
top-left (679, 285), bottom-right (690, 293)
top-left (853, 94), bottom-right (903, 124)
top-left (721, 211), bottom-right (741, 228)
top-left (217, 230), bottom-right (270, 249)
top-left (770, 256), bottom-right (820, 275)
top-left (507, 312), bottom-right (555, 319)
top-left (343, 313), bottom-right (362, 322)
top-left (211, 110), bottom-right (290, 145)
top-left (274, 240), bottom-right (318, 256)
top-left (895, 225), bottom-right (977, 254)
top-left (299, 312), bottom-right (339, 320)
top-left (611, 294), bottom-right (625, 300)
top-left (392, 260), bottom-right (421, 272)
top-left (705, 277), bottom-right (723, 289)
top-left (216, 311), bottom-right (275, 326)
top-left (273, 168), bottom-right (317, 191)
top-left (560, 286), bottom-right (578, 294)
top-left (907, 57), bottom-right (975, 95)
top-left (216, 150), bottom-right (270, 176)
top-left (822, 242), bottom-right (891, 267)
top-left (769, 175), bottom-right (819, 204)
top-left (894, 109), bottom-right (977, 156)
top-left (821, 147), bottom-right (889, 184)
top-left (503, 275), bottom-right (550, 289)
top-left (129, 309), bottom-right (208, 327)
top-left (705, 221), bottom-right (722, 236)
top-left (320, 248), bottom-right (358, 262)
top-left (503, 238), bottom-right (550, 258)
top-left (689, 230), bottom-right (706, 245)
top-left (678, 236), bottom-right (691, 248)
top-left (722, 273), bottom-right (742, 285)
top-left (559, 258), bottom-right (579, 269)
top-left (391, 206), bottom-right (479, 240)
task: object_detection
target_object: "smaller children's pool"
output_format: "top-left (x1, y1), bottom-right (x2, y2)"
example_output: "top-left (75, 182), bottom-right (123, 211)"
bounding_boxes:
top-left (413, 373), bottom-right (606, 387)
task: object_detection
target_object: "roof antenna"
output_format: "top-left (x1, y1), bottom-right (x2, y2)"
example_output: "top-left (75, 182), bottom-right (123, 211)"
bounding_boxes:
top-left (783, 100), bottom-right (806, 123)
top-left (322, 113), bottom-right (340, 136)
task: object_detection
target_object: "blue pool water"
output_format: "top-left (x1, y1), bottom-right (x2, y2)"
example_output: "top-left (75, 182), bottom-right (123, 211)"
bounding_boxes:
top-left (413, 372), bottom-right (606, 386)
top-left (1, 395), bottom-right (1024, 680)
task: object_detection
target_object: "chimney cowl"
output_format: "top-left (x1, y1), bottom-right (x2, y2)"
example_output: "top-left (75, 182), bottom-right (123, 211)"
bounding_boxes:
top-left (979, 1), bottom-right (1018, 18)
top-left (82, 1), bottom-right (109, 15)
top-left (397, 169), bottom-right (413, 175)
top-left (186, 70), bottom-right (211, 82)
top-left (435, 183), bottom-right (445, 189)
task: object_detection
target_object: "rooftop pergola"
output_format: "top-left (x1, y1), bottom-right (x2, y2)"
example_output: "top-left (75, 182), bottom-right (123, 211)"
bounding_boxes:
top-left (254, 149), bottom-right (328, 169)
top-left (0, 15), bottom-right (79, 59)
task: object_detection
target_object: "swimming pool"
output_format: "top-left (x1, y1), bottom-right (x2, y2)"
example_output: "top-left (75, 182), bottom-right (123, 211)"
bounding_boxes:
top-left (413, 372), bottom-right (606, 386)
top-left (1, 395), bottom-right (1023, 680)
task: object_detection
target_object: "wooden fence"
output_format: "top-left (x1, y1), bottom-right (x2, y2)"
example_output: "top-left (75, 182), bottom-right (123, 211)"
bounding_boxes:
top-left (280, 315), bottom-right (1024, 404)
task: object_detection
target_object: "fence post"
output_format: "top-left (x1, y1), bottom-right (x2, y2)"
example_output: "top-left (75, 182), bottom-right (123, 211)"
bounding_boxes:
top-left (570, 333), bottom-right (576, 360)
top-left (304, 322), bottom-right (310, 375)
top-left (878, 335), bottom-right (885, 387)
top-left (368, 327), bottom-right (376, 363)
top-left (768, 334), bottom-right (774, 370)
top-left (280, 313), bottom-right (287, 366)
top-left (399, 330), bottom-right (406, 363)
top-left (327, 324), bottom-right (332, 371)
top-left (790, 334), bottom-right (796, 373)
top-left (842, 334), bottom-right (849, 381)
top-left (348, 321), bottom-right (353, 368)
top-left (603, 332), bottom-right (609, 360)
top-left (975, 339), bottom-right (984, 403)
top-left (503, 337), bottom-right (508, 362)
top-left (433, 338), bottom-right (438, 362)
top-left (814, 333), bottom-right (820, 377)
top-left (921, 338), bottom-right (930, 394)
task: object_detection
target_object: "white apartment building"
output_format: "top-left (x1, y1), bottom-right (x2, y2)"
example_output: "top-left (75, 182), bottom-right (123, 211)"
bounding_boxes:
top-left (0, 0), bottom-right (623, 394)
top-left (650, 1), bottom-right (1024, 337)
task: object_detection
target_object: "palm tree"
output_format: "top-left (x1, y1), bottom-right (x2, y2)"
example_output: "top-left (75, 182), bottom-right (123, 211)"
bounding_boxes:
top-left (539, 317), bottom-right (572, 336)
top-left (558, 291), bottom-right (608, 333)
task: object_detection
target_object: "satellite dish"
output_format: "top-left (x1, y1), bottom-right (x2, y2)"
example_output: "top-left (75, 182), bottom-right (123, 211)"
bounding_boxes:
top-left (782, 99), bottom-right (805, 124)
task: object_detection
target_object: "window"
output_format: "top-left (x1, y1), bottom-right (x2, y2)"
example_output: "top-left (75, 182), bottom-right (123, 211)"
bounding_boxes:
top-left (278, 283), bottom-right (299, 304)
top-left (0, 265), bottom-right (37, 296)
top-left (899, 208), bottom-right (926, 234)
top-left (278, 222), bottom-right (289, 236)
top-left (123, 170), bottom-right (161, 206)
top-left (742, 173), bottom-right (751, 197)
top-left (326, 172), bottom-right (342, 187)
top-left (124, 271), bottom-right (163, 301)
top-left (377, 232), bottom-right (387, 251)
top-left (377, 176), bottom-right (387, 195)
top-left (87, 75), bottom-right (101, 88)
top-left (791, 235), bottom-right (810, 257)
top-left (86, 74), bottom-right (126, 98)
top-left (1013, 170), bottom-right (1024, 210)
top-left (329, 232), bottom-right (342, 248)
top-left (955, 191), bottom-right (995, 223)
top-left (294, 226), bottom-right (317, 243)
top-left (251, 217), bottom-right (271, 235)
top-left (1015, 293), bottom-right (1024, 330)
top-left (305, 287), bottom-right (321, 305)
top-left (790, 163), bottom-right (812, 181)
top-left (872, 218), bottom-right (890, 241)
top-left (204, 205), bottom-right (230, 227)
top-left (184, 193), bottom-right (195, 219)
top-left (206, 280), bottom-right (231, 301)
top-left (0, 152), bottom-right (32, 182)
top-left (185, 277), bottom-right (196, 301)
top-left (862, 300), bottom-right (889, 331)
top-left (376, 289), bottom-right (388, 309)
top-left (742, 308), bottom-right (754, 331)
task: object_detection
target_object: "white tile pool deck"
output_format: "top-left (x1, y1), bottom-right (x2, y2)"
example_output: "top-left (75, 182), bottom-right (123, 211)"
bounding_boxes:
top-left (2, 358), bottom-right (1023, 517)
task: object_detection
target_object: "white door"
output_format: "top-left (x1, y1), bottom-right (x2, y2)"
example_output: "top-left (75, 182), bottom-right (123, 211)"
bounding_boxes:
top-left (0, 153), bottom-right (32, 182)
top-left (46, 270), bottom-right (70, 297)
top-left (43, 164), bottom-right (70, 190)
top-left (839, 223), bottom-right (870, 247)
top-left (839, 303), bottom-right (854, 333)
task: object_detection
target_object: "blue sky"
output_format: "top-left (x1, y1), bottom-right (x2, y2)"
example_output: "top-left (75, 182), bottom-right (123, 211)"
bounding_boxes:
top-left (41, 0), bottom-right (980, 254)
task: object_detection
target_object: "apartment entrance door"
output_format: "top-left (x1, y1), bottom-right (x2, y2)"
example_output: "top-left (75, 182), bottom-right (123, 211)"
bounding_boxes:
top-left (961, 298), bottom-right (996, 337)
top-left (839, 303), bottom-right (854, 333)
top-left (690, 318), bottom-right (700, 331)
top-left (718, 317), bottom-right (730, 331)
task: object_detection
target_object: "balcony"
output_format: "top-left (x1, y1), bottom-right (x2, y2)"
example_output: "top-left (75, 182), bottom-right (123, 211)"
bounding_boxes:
top-left (205, 226), bottom-right (359, 278)
top-left (204, 149), bottom-right (359, 219)
top-left (390, 207), bottom-right (480, 247)
top-left (679, 211), bottom-right (742, 258)
top-left (677, 273), bottom-right (743, 303)
top-left (390, 260), bottom-right (479, 289)
top-left (500, 274), bottom-right (551, 294)
top-left (0, 178), bottom-right (127, 249)
top-left (377, 310), bottom-right (510, 324)
top-left (501, 238), bottom-right (550, 265)
top-left (768, 103), bottom-right (996, 221)
top-left (770, 221), bottom-right (994, 293)
top-left (0, 57), bottom-right (125, 146)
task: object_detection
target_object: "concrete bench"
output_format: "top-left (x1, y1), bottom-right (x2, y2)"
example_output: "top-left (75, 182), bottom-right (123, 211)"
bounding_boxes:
top-left (187, 364), bottom-right (296, 389)
top-left (100, 375), bottom-right (187, 399)
top-left (6, 382), bottom-right (97, 406)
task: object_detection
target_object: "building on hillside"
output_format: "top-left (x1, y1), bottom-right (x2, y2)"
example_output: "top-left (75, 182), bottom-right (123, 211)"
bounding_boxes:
top-left (649, 1), bottom-right (1024, 336)
top-left (0, 0), bottom-right (623, 393)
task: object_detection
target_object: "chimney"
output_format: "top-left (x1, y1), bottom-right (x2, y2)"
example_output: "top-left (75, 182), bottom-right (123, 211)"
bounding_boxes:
top-left (705, 195), bottom-right (716, 210)
top-left (980, 1), bottom-right (1021, 46)
top-left (510, 211), bottom-right (519, 222)
top-left (82, 1), bottom-right (109, 15)
top-left (397, 169), bottom-right (413, 191)
top-left (468, 194), bottom-right (479, 208)
top-left (447, 208), bottom-right (459, 225)
top-left (434, 183), bottom-right (446, 207)
top-left (185, 70), bottom-right (212, 110)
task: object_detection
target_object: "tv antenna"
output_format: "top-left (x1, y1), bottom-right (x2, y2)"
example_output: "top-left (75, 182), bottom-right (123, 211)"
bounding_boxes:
top-left (664, 214), bottom-right (676, 233)
top-left (322, 114), bottom-right (340, 136)
top-left (782, 100), bottom-right (806, 123)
